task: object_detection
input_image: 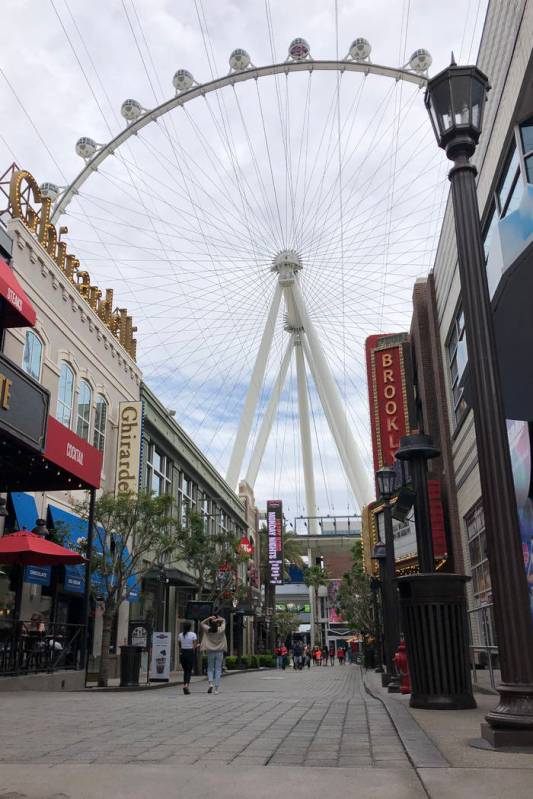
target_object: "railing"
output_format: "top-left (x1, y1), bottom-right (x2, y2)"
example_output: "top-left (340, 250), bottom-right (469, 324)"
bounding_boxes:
top-left (467, 603), bottom-right (499, 690)
top-left (0, 621), bottom-right (84, 676)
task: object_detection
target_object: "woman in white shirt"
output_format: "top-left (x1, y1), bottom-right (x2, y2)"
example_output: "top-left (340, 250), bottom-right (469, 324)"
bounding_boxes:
top-left (177, 622), bottom-right (197, 695)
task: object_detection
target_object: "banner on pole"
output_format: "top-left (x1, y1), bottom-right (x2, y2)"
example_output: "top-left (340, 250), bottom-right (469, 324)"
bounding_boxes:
top-left (267, 499), bottom-right (283, 585)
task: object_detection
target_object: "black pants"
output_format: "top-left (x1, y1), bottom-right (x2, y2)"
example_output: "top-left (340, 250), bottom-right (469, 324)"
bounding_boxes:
top-left (180, 650), bottom-right (195, 684)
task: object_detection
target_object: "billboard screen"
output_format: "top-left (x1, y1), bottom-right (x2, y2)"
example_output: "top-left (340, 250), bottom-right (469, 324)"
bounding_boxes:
top-left (267, 499), bottom-right (283, 585)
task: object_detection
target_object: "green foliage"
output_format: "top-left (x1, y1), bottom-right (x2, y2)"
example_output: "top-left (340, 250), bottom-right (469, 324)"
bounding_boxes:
top-left (240, 655), bottom-right (251, 668)
top-left (225, 656), bottom-right (238, 670)
top-left (75, 491), bottom-right (179, 612)
top-left (335, 539), bottom-right (374, 635)
top-left (175, 510), bottom-right (241, 609)
top-left (259, 654), bottom-right (274, 668)
top-left (271, 608), bottom-right (299, 640)
top-left (249, 655), bottom-right (259, 668)
top-left (303, 564), bottom-right (329, 589)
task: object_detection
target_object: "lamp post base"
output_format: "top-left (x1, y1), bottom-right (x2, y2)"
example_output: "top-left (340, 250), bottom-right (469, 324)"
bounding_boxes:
top-left (481, 723), bottom-right (533, 749)
top-left (483, 683), bottom-right (533, 743)
top-left (387, 674), bottom-right (401, 694)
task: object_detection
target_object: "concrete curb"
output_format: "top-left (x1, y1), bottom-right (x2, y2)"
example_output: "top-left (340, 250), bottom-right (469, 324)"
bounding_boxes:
top-left (362, 669), bottom-right (449, 769)
top-left (82, 666), bottom-right (273, 692)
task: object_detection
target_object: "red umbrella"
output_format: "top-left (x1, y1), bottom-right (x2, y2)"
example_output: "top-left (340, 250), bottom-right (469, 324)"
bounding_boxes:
top-left (0, 530), bottom-right (85, 566)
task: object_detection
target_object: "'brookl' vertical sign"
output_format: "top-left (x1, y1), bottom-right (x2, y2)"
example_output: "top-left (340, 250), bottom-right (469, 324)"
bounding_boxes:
top-left (267, 499), bottom-right (283, 585)
top-left (115, 401), bottom-right (143, 495)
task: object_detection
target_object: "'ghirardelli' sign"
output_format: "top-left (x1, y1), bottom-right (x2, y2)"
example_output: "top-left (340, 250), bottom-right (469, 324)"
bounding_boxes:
top-left (115, 401), bottom-right (143, 495)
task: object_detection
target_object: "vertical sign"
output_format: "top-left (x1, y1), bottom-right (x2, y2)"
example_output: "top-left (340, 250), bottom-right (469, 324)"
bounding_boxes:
top-left (365, 334), bottom-right (411, 474)
top-left (267, 499), bottom-right (283, 585)
top-left (149, 631), bottom-right (171, 682)
top-left (115, 401), bottom-right (143, 496)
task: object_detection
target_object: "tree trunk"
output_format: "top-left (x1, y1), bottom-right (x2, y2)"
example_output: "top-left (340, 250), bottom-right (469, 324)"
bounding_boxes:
top-left (98, 604), bottom-right (116, 687)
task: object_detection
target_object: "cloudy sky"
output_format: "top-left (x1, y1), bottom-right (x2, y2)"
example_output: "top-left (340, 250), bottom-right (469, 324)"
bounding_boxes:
top-left (0, 1), bottom-right (487, 520)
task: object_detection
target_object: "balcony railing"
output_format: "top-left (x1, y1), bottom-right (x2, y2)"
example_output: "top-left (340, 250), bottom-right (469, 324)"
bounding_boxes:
top-left (0, 620), bottom-right (84, 676)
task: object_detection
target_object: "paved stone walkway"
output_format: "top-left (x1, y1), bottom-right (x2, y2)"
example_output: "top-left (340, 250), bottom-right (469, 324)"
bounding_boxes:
top-left (0, 665), bottom-right (410, 769)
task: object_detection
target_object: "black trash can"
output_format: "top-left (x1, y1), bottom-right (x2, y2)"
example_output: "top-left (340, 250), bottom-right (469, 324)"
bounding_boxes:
top-left (397, 573), bottom-right (476, 710)
top-left (120, 645), bottom-right (142, 687)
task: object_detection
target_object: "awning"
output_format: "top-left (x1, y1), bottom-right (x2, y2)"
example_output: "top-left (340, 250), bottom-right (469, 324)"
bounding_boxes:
top-left (0, 416), bottom-right (102, 492)
top-left (48, 505), bottom-right (139, 599)
top-left (0, 257), bottom-right (36, 328)
top-left (10, 491), bottom-right (39, 531)
top-left (48, 505), bottom-right (88, 594)
top-left (44, 416), bottom-right (103, 489)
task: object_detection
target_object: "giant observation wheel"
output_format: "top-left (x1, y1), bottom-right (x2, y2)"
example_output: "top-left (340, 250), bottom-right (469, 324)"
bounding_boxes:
top-left (39, 37), bottom-right (444, 523)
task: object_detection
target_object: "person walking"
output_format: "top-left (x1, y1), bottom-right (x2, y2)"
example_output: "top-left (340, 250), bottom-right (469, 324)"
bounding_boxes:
top-left (274, 644), bottom-right (283, 669)
top-left (329, 644), bottom-right (335, 665)
top-left (337, 646), bottom-right (345, 665)
top-left (280, 642), bottom-right (288, 669)
top-left (177, 621), bottom-right (197, 695)
top-left (322, 645), bottom-right (329, 666)
top-left (200, 615), bottom-right (227, 694)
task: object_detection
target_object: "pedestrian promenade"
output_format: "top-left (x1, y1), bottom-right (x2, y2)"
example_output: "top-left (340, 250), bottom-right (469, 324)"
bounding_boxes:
top-left (0, 664), bottom-right (531, 798)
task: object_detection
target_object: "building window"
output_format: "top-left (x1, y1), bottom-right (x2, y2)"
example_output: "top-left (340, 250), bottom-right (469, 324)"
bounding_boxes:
top-left (147, 444), bottom-right (171, 496)
top-left (179, 473), bottom-right (195, 526)
top-left (22, 331), bottom-right (43, 381)
top-left (56, 362), bottom-right (74, 427)
top-left (466, 502), bottom-right (491, 605)
top-left (76, 379), bottom-right (92, 441)
top-left (446, 306), bottom-right (468, 426)
top-left (496, 142), bottom-right (523, 218)
top-left (93, 394), bottom-right (108, 453)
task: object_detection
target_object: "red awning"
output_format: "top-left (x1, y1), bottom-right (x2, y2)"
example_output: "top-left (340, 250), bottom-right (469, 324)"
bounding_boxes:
top-left (44, 416), bottom-right (103, 490)
top-left (0, 258), bottom-right (37, 328)
top-left (0, 530), bottom-right (85, 566)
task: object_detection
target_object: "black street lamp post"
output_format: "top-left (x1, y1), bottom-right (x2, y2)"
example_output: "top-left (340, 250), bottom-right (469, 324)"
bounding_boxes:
top-left (370, 576), bottom-right (384, 674)
top-left (375, 466), bottom-right (401, 693)
top-left (425, 60), bottom-right (533, 745)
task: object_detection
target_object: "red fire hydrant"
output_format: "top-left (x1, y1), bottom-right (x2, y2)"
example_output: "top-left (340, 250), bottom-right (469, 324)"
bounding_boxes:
top-left (393, 638), bottom-right (411, 694)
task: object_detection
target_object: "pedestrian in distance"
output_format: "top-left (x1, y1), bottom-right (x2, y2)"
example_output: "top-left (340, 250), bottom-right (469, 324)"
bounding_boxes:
top-left (274, 644), bottom-right (283, 669)
top-left (337, 646), bottom-right (345, 665)
top-left (329, 644), bottom-right (335, 665)
top-left (322, 645), bottom-right (329, 666)
top-left (280, 642), bottom-right (288, 669)
top-left (177, 621), bottom-right (197, 695)
top-left (200, 615), bottom-right (227, 694)
top-left (304, 644), bottom-right (312, 669)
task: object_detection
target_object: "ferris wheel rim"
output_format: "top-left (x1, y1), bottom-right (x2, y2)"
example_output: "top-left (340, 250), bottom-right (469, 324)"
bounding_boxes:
top-left (50, 57), bottom-right (427, 224)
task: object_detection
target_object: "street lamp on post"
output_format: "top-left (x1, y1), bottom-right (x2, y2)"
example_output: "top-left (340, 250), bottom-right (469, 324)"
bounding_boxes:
top-left (425, 59), bottom-right (533, 746)
top-left (375, 466), bottom-right (401, 693)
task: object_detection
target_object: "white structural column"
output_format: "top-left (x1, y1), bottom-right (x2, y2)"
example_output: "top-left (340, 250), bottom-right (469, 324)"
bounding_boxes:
top-left (291, 277), bottom-right (373, 507)
top-left (245, 336), bottom-right (294, 487)
top-left (295, 336), bottom-right (319, 535)
top-left (226, 285), bottom-right (282, 489)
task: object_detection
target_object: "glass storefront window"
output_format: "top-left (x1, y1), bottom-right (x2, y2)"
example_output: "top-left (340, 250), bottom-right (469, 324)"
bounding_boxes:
top-left (146, 444), bottom-right (171, 496)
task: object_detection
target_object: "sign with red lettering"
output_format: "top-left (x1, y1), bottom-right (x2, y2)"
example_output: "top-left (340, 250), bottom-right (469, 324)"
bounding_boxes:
top-left (365, 334), bottom-right (412, 474)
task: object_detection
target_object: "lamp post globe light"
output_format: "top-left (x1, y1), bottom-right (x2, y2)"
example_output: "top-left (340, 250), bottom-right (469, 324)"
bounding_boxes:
top-left (374, 466), bottom-right (401, 693)
top-left (426, 60), bottom-right (533, 746)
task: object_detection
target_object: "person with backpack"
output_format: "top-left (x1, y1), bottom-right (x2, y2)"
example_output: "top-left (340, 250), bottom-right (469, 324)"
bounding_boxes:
top-left (177, 621), bottom-right (197, 695)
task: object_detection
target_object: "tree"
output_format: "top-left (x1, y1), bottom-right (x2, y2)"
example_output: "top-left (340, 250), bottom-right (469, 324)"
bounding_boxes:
top-left (271, 608), bottom-right (299, 643)
top-left (303, 564), bottom-right (330, 645)
top-left (175, 510), bottom-right (245, 610)
top-left (335, 540), bottom-right (374, 635)
top-left (76, 491), bottom-right (178, 687)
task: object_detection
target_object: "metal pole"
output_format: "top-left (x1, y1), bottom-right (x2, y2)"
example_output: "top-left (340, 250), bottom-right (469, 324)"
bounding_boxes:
top-left (408, 455), bottom-right (434, 573)
top-left (226, 284), bottom-right (282, 489)
top-left (382, 502), bottom-right (401, 692)
top-left (81, 488), bottom-right (95, 674)
top-left (245, 336), bottom-right (293, 487)
top-left (449, 155), bottom-right (533, 737)
top-left (291, 278), bottom-right (373, 506)
top-left (295, 338), bottom-right (318, 534)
